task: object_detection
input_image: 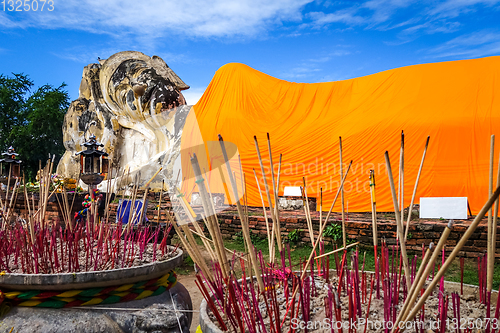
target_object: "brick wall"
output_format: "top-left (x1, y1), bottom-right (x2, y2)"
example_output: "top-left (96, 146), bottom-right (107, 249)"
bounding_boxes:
top-left (217, 212), bottom-right (499, 258)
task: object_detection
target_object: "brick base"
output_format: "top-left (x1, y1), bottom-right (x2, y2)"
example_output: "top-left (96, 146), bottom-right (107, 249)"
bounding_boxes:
top-left (217, 210), bottom-right (497, 258)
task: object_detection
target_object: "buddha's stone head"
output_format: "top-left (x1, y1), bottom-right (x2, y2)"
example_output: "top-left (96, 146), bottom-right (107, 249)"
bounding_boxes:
top-left (57, 51), bottom-right (191, 187)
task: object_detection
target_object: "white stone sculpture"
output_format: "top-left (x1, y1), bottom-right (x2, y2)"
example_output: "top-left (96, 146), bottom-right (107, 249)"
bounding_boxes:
top-left (57, 51), bottom-right (192, 189)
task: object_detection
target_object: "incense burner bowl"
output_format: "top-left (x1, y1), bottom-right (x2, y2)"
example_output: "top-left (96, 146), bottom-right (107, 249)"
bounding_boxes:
top-left (200, 294), bottom-right (223, 333)
top-left (0, 246), bottom-right (183, 291)
top-left (80, 173), bottom-right (105, 186)
top-left (198, 273), bottom-right (499, 333)
top-left (0, 247), bottom-right (193, 332)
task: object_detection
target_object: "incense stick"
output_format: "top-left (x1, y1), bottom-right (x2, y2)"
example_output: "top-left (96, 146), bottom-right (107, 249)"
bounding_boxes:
top-left (401, 186), bottom-right (500, 331)
top-left (253, 135), bottom-right (281, 254)
top-left (253, 168), bottom-right (272, 257)
top-left (187, 156), bottom-right (229, 278)
top-left (339, 136), bottom-right (347, 248)
top-left (404, 136), bottom-right (430, 240)
top-left (492, 148), bottom-right (500, 292)
top-left (319, 187), bottom-right (323, 243)
top-left (190, 229), bottom-right (248, 261)
top-left (302, 178), bottom-right (315, 247)
top-left (487, 135), bottom-right (495, 293)
top-left (275, 153), bottom-right (282, 219)
top-left (156, 180), bottom-right (164, 224)
top-left (217, 137), bottom-right (265, 290)
top-left (287, 160), bottom-right (352, 304)
top-left (399, 131), bottom-right (405, 223)
top-left (314, 242), bottom-right (359, 259)
top-left (385, 151), bottom-right (411, 291)
top-left (369, 170), bottom-right (378, 255)
top-left (392, 242), bottom-right (435, 332)
top-left (267, 133), bottom-right (283, 251)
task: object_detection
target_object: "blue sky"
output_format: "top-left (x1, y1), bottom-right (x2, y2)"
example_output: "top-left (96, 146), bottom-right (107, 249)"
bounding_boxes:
top-left (1, 0), bottom-right (500, 104)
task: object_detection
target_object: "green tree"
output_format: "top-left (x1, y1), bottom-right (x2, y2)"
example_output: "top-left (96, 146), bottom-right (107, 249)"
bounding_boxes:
top-left (0, 73), bottom-right (69, 180)
top-left (0, 73), bottom-right (32, 147)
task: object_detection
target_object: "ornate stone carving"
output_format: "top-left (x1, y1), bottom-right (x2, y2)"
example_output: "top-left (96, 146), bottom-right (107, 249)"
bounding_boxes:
top-left (57, 51), bottom-right (191, 188)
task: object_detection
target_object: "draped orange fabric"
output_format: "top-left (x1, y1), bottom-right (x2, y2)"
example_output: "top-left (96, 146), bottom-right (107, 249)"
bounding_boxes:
top-left (185, 56), bottom-right (500, 214)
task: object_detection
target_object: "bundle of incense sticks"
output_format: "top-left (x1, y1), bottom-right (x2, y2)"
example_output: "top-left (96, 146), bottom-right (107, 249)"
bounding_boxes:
top-left (174, 132), bottom-right (500, 333)
top-left (195, 228), bottom-right (500, 333)
top-left (0, 222), bottom-right (173, 273)
top-left (0, 158), bottom-right (177, 274)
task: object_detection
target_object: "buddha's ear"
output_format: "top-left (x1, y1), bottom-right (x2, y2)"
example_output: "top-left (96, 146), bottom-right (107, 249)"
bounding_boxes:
top-left (132, 83), bottom-right (147, 97)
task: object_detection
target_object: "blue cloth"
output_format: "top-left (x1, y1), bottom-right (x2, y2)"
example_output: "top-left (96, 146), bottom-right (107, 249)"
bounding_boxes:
top-left (116, 199), bottom-right (147, 224)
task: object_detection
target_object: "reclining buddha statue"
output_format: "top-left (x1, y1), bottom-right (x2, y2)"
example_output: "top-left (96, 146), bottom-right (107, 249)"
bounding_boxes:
top-left (56, 51), bottom-right (191, 190)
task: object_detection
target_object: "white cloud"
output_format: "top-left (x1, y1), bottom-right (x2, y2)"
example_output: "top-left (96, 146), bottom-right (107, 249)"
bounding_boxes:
top-left (53, 45), bottom-right (192, 67)
top-left (397, 20), bottom-right (461, 41)
top-left (182, 87), bottom-right (206, 105)
top-left (362, 0), bottom-right (415, 25)
top-left (426, 30), bottom-right (500, 58)
top-left (308, 8), bottom-right (366, 26)
top-left (308, 0), bottom-right (414, 29)
top-left (52, 48), bottom-right (124, 64)
top-left (0, 0), bottom-right (313, 39)
top-left (282, 66), bottom-right (322, 79)
top-left (279, 49), bottom-right (352, 80)
top-left (306, 0), bottom-right (500, 45)
top-left (427, 0), bottom-right (500, 18)
top-left (443, 30), bottom-right (500, 47)
top-left (0, 12), bottom-right (22, 28)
